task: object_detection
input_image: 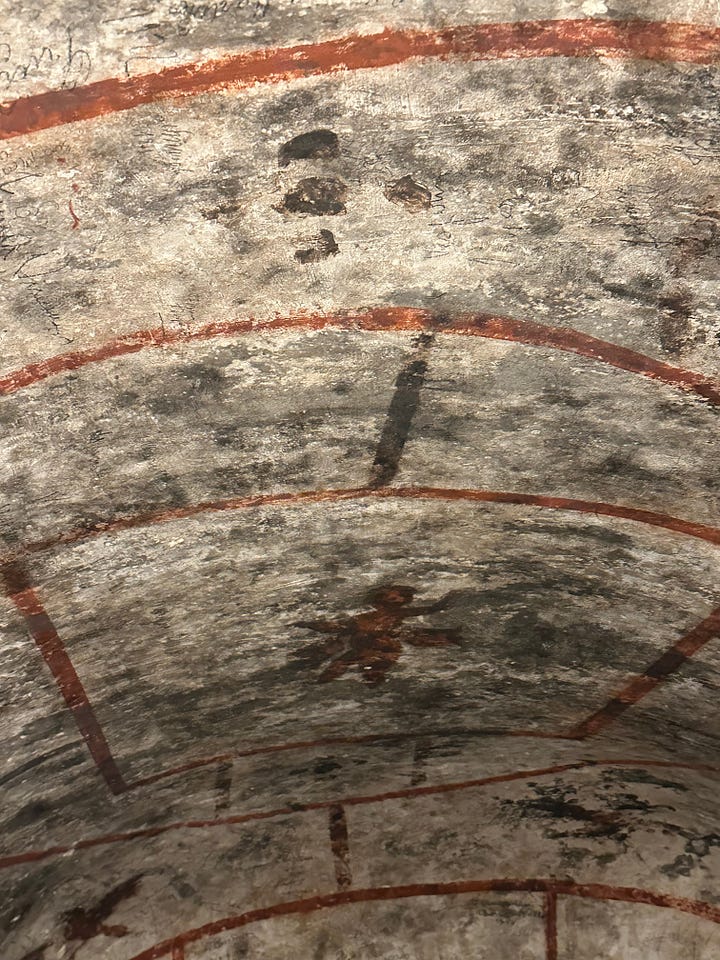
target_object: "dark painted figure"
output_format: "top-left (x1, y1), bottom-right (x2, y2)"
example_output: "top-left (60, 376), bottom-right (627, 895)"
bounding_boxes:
top-left (61, 875), bottom-right (142, 957)
top-left (293, 585), bottom-right (460, 683)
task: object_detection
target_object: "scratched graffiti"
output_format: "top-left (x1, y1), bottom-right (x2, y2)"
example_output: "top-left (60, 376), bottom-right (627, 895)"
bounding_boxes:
top-left (292, 585), bottom-right (461, 683)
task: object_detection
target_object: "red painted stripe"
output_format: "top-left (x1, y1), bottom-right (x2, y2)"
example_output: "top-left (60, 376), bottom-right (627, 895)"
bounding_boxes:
top-left (569, 606), bottom-right (720, 738)
top-left (0, 761), bottom-right (584, 869)
top-left (1, 758), bottom-right (715, 872)
top-left (2, 19), bottom-right (720, 142)
top-left (129, 727), bottom-right (565, 789)
top-left (1, 308), bottom-right (718, 405)
top-left (17, 485), bottom-right (720, 559)
top-left (328, 804), bottom-right (352, 889)
top-left (5, 488), bottom-right (718, 794)
top-left (128, 879), bottom-right (720, 959)
top-left (545, 891), bottom-right (558, 960)
top-left (0, 563), bottom-right (128, 794)
top-left (132, 735), bottom-right (720, 791)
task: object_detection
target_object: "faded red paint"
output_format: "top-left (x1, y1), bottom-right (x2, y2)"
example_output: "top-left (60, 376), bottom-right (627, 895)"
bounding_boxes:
top-left (144, 749), bottom-right (717, 794)
top-left (292, 585), bottom-right (460, 683)
top-left (0, 562), bottom-right (128, 794)
top-left (63, 875), bottom-right (142, 947)
top-left (569, 605), bottom-right (720, 738)
top-left (130, 726), bottom-right (564, 790)
top-left (68, 199), bottom-right (80, 229)
top-left (1, 307), bottom-right (719, 405)
top-left (1, 758), bottom-right (715, 872)
top-left (127, 879), bottom-right (720, 959)
top-left (545, 891), bottom-right (558, 960)
top-left (1, 20), bottom-right (720, 141)
top-left (2, 488), bottom-right (717, 795)
top-left (328, 804), bottom-right (352, 889)
top-left (14, 486), bottom-right (720, 560)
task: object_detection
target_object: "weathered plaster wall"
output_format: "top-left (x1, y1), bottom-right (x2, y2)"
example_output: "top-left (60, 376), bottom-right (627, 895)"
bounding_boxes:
top-left (0, 2), bottom-right (719, 958)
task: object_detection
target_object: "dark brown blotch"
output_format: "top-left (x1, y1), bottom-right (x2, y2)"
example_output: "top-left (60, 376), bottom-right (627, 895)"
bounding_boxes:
top-left (657, 286), bottom-right (693, 355)
top-left (63, 875), bottom-right (142, 945)
top-left (279, 129), bottom-right (340, 166)
top-left (19, 947), bottom-right (48, 960)
top-left (384, 175), bottom-right (432, 212)
top-left (275, 177), bottom-right (347, 216)
top-left (294, 229), bottom-right (339, 263)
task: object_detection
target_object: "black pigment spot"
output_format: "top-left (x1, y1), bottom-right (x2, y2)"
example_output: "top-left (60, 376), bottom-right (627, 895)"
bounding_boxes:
top-left (384, 175), bottom-right (432, 212)
top-left (275, 177), bottom-right (347, 216)
top-left (314, 758), bottom-right (342, 775)
top-left (657, 286), bottom-right (693, 355)
top-left (294, 229), bottom-right (339, 263)
top-left (279, 129), bottom-right (340, 166)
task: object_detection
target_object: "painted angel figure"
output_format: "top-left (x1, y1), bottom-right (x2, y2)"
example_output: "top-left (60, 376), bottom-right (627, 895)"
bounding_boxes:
top-left (292, 584), bottom-right (461, 684)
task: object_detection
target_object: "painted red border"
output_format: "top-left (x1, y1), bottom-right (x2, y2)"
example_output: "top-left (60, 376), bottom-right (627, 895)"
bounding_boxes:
top-left (0, 563), bottom-right (128, 793)
top-left (1, 757), bottom-right (715, 872)
top-left (2, 309), bottom-right (719, 405)
top-left (16, 485), bottom-right (720, 558)
top-left (4, 487), bottom-right (720, 796)
top-left (127, 879), bottom-right (720, 960)
top-left (2, 20), bottom-right (720, 141)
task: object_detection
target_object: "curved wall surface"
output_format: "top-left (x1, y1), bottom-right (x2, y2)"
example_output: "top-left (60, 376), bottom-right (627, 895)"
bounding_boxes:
top-left (1, 3), bottom-right (719, 958)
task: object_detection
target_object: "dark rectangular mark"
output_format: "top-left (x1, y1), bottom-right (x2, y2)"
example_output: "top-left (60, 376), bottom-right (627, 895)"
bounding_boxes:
top-left (328, 804), bottom-right (352, 890)
top-left (410, 737), bottom-right (433, 786)
top-left (2, 560), bottom-right (32, 595)
top-left (369, 334), bottom-right (434, 488)
top-left (644, 649), bottom-right (688, 678)
top-left (214, 761), bottom-right (233, 814)
top-left (545, 891), bottom-right (558, 960)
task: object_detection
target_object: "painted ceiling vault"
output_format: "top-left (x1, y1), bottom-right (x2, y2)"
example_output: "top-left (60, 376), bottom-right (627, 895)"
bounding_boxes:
top-left (1, 1), bottom-right (720, 958)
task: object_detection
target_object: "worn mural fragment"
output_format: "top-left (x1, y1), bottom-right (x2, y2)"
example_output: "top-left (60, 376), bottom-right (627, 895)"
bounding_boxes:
top-left (0, 1), bottom-right (720, 958)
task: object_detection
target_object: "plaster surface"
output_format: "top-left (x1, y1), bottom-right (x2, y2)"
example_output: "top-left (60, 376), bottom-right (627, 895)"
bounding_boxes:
top-left (0, 2), bottom-right (719, 959)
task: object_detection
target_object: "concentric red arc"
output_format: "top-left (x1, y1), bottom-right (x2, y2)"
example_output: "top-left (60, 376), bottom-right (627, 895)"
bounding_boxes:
top-left (127, 879), bottom-right (720, 960)
top-left (15, 485), bottom-right (720, 559)
top-left (2, 19), bottom-right (720, 141)
top-left (1, 308), bottom-right (719, 405)
top-left (3, 486), bottom-right (720, 796)
top-left (1, 757), bottom-right (716, 873)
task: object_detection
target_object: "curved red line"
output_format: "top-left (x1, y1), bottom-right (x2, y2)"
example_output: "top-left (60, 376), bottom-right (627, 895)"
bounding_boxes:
top-left (0, 564), bottom-right (128, 795)
top-left (1, 758), bottom-right (715, 872)
top-left (129, 727), bottom-right (565, 789)
top-left (1, 308), bottom-right (719, 404)
top-left (7, 487), bottom-right (718, 795)
top-left (2, 19), bottom-right (720, 141)
top-left (128, 879), bottom-right (720, 959)
top-left (130, 741), bottom-right (720, 791)
top-left (17, 485), bottom-right (720, 558)
top-left (569, 605), bottom-right (720, 738)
